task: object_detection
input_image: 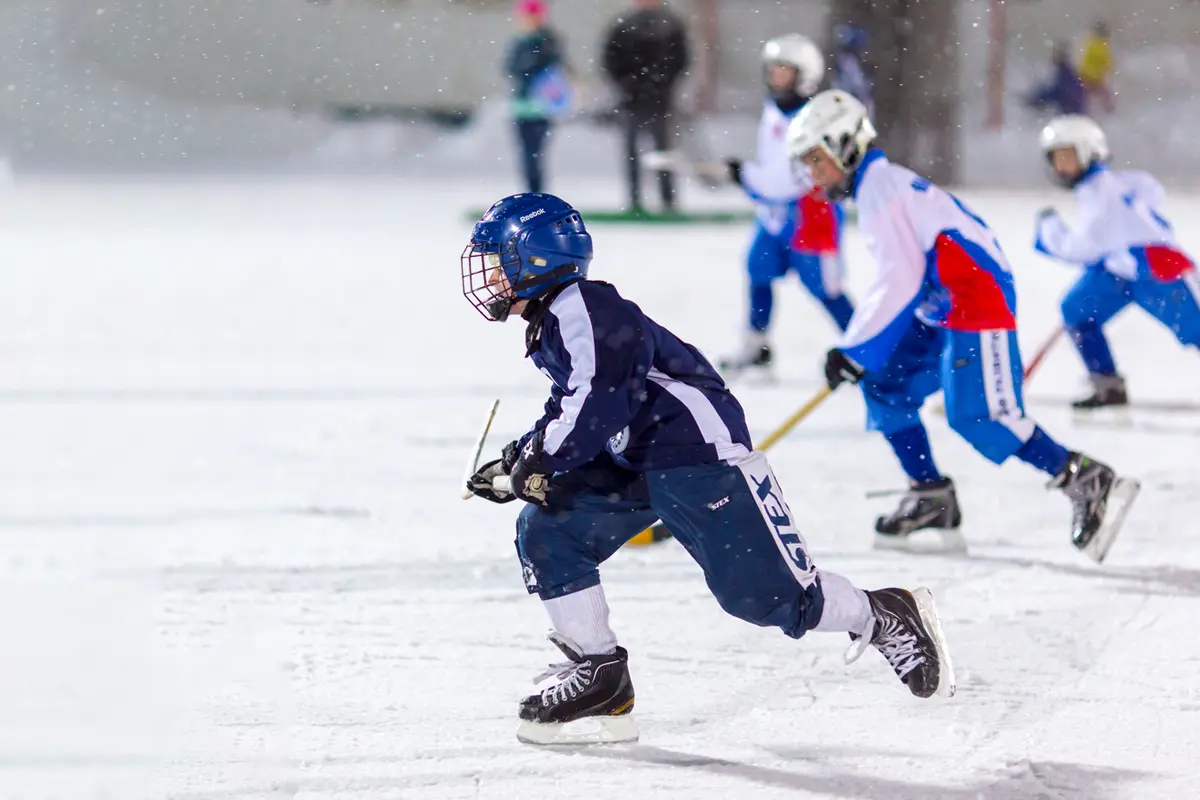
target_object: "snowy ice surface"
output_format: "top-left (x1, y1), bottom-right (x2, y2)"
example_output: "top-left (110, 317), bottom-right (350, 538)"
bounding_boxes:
top-left (0, 176), bottom-right (1198, 799)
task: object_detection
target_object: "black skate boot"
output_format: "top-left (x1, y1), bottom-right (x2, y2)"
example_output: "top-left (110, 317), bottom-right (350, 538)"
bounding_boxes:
top-left (846, 587), bottom-right (955, 699)
top-left (874, 477), bottom-right (965, 553)
top-left (1072, 373), bottom-right (1129, 411)
top-left (1049, 452), bottom-right (1140, 564)
top-left (516, 632), bottom-right (638, 746)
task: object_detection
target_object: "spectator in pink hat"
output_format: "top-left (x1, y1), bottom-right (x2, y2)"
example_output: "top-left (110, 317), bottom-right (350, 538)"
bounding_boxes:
top-left (506, 0), bottom-right (569, 193)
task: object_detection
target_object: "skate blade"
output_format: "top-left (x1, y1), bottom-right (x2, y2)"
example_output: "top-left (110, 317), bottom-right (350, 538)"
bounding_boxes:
top-left (874, 528), bottom-right (967, 555)
top-left (912, 587), bottom-right (957, 699)
top-left (1083, 477), bottom-right (1140, 565)
top-left (517, 713), bottom-right (639, 746)
top-left (1072, 405), bottom-right (1133, 429)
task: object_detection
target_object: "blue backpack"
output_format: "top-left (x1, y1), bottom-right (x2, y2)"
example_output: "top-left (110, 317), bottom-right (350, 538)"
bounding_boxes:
top-left (529, 65), bottom-right (573, 119)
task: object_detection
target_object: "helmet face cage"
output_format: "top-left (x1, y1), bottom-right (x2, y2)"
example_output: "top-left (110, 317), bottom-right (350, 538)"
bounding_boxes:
top-left (461, 236), bottom-right (522, 322)
top-left (804, 121), bottom-right (871, 200)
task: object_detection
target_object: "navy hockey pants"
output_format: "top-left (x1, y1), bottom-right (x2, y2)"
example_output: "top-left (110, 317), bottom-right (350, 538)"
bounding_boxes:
top-left (514, 451), bottom-right (826, 639)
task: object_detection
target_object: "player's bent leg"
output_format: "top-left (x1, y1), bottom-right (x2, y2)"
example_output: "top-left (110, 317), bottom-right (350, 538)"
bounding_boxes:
top-left (1133, 269), bottom-right (1200, 350)
top-left (945, 329), bottom-right (1139, 563)
top-left (722, 226), bottom-right (787, 375)
top-left (793, 250), bottom-right (855, 331)
top-left (1061, 268), bottom-right (1132, 409)
top-left (514, 490), bottom-right (656, 745)
top-left (860, 326), bottom-right (959, 551)
top-left (648, 452), bottom-right (954, 698)
top-left (646, 453), bottom-right (826, 637)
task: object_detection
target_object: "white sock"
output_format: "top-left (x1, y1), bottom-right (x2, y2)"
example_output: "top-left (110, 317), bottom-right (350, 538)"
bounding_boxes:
top-left (542, 584), bottom-right (618, 655)
top-left (812, 570), bottom-right (873, 636)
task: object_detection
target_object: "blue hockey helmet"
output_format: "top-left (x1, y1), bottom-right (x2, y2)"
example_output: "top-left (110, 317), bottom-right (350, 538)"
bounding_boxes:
top-left (461, 193), bottom-right (593, 321)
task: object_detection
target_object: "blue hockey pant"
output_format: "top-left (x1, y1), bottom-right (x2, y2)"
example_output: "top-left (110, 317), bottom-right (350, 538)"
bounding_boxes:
top-left (746, 222), bottom-right (854, 332)
top-left (1060, 266), bottom-right (1200, 375)
top-left (861, 323), bottom-right (1038, 465)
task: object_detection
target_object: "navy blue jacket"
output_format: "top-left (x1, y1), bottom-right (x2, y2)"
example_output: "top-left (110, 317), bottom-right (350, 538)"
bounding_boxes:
top-left (520, 280), bottom-right (752, 474)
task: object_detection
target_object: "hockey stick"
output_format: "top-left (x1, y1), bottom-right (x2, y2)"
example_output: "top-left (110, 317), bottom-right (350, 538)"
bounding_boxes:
top-left (626, 384), bottom-right (834, 546)
top-left (930, 325), bottom-right (1065, 417)
top-left (460, 398), bottom-right (500, 500)
top-left (639, 150), bottom-right (727, 190)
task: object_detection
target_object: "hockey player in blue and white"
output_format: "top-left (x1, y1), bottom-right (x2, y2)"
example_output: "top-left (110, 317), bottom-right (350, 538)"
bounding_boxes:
top-left (719, 35), bottom-right (855, 375)
top-left (1035, 114), bottom-right (1200, 410)
top-left (461, 192), bottom-right (955, 746)
top-left (786, 91), bottom-right (1140, 563)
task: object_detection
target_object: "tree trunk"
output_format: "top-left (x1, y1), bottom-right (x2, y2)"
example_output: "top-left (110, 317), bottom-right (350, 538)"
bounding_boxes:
top-left (827, 0), bottom-right (960, 184)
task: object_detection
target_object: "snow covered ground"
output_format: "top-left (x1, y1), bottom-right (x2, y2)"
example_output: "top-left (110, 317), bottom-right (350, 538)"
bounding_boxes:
top-left (0, 176), bottom-right (1198, 799)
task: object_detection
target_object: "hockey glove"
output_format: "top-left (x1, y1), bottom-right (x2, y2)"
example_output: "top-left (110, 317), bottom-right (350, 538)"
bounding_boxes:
top-left (725, 158), bottom-right (744, 187)
top-left (509, 431), bottom-right (553, 506)
top-left (466, 439), bottom-right (522, 504)
top-left (824, 348), bottom-right (865, 390)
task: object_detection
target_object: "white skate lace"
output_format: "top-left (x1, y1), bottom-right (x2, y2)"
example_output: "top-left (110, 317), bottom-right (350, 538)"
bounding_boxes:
top-left (532, 660), bottom-right (575, 684)
top-left (538, 663), bottom-right (594, 708)
top-left (871, 616), bottom-right (923, 679)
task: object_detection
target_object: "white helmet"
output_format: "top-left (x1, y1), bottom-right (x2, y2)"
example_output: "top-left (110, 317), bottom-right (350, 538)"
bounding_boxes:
top-left (786, 89), bottom-right (877, 194)
top-left (1039, 114), bottom-right (1109, 166)
top-left (761, 34), bottom-right (825, 98)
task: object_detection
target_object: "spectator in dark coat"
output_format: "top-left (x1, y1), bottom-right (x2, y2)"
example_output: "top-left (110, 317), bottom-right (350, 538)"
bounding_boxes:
top-left (602, 0), bottom-right (690, 213)
top-left (1025, 42), bottom-right (1086, 116)
top-left (506, 0), bottom-right (565, 193)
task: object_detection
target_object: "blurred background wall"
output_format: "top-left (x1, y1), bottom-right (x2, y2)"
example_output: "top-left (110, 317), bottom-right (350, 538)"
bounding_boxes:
top-left (1, 0), bottom-right (1197, 183)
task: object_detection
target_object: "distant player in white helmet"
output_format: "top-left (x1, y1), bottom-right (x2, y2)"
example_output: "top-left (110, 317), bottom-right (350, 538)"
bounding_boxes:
top-left (1035, 114), bottom-right (1200, 410)
top-left (786, 90), bottom-right (1139, 563)
top-left (718, 34), bottom-right (855, 376)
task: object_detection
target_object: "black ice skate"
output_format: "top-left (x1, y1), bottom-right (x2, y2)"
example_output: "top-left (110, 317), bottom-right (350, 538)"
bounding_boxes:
top-left (1049, 452), bottom-right (1140, 564)
top-left (846, 587), bottom-right (956, 699)
top-left (874, 477), bottom-right (966, 554)
top-left (516, 632), bottom-right (638, 746)
top-left (1072, 373), bottom-right (1129, 411)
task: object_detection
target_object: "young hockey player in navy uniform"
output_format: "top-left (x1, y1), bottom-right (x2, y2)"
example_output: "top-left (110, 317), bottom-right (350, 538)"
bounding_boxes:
top-left (1035, 114), bottom-right (1200, 409)
top-left (719, 35), bottom-right (855, 375)
top-left (786, 91), bottom-right (1140, 563)
top-left (462, 192), bottom-right (954, 746)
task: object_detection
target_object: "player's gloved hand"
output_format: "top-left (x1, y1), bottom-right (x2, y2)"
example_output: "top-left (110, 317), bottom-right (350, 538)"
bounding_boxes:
top-left (824, 348), bottom-right (865, 390)
top-left (725, 158), bottom-right (743, 186)
top-left (509, 431), bottom-right (554, 506)
top-left (466, 439), bottom-right (522, 504)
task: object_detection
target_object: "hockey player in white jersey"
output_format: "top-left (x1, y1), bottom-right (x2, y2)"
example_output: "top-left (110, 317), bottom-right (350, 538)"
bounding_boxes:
top-left (1035, 114), bottom-right (1200, 409)
top-left (719, 35), bottom-right (855, 375)
top-left (786, 91), bottom-right (1139, 563)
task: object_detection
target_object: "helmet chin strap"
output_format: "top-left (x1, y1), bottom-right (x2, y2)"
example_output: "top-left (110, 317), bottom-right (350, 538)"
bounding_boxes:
top-left (485, 296), bottom-right (514, 322)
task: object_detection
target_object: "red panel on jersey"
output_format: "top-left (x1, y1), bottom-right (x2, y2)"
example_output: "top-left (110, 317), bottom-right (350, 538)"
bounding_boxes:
top-left (934, 233), bottom-right (1017, 331)
top-left (1142, 245), bottom-right (1195, 282)
top-left (791, 189), bottom-right (839, 254)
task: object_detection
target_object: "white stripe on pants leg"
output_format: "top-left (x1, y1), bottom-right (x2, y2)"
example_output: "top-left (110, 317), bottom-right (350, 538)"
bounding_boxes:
top-left (735, 452), bottom-right (817, 588)
top-left (978, 329), bottom-right (1036, 441)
